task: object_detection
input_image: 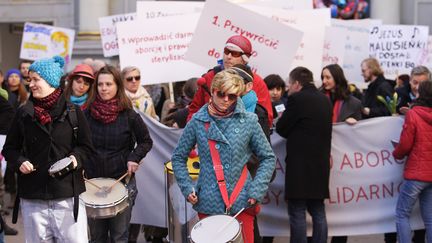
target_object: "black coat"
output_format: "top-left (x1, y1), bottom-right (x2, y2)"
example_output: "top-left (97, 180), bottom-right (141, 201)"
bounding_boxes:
top-left (0, 96), bottom-right (15, 135)
top-left (2, 94), bottom-right (93, 199)
top-left (362, 75), bottom-right (394, 118)
top-left (276, 84), bottom-right (332, 200)
top-left (84, 109), bottom-right (153, 179)
top-left (338, 95), bottom-right (362, 122)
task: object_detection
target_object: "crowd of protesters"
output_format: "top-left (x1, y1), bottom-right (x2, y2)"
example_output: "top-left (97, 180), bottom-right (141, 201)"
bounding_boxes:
top-left (0, 34), bottom-right (431, 243)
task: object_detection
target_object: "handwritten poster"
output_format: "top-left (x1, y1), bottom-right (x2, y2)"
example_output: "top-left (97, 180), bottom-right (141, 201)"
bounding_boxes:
top-left (185, 0), bottom-right (303, 80)
top-left (117, 14), bottom-right (207, 85)
top-left (136, 1), bottom-right (203, 21)
top-left (369, 25), bottom-right (429, 79)
top-left (322, 26), bottom-right (347, 67)
top-left (99, 13), bottom-right (136, 57)
top-left (419, 36), bottom-right (432, 71)
top-left (20, 22), bottom-right (75, 64)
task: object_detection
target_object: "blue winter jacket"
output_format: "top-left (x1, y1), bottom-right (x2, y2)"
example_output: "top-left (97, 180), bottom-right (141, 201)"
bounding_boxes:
top-left (171, 99), bottom-right (275, 215)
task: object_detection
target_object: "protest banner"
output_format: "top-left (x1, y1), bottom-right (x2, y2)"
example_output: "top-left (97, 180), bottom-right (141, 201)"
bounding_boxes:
top-left (244, 6), bottom-right (330, 83)
top-left (117, 14), bottom-right (207, 85)
top-left (322, 26), bottom-right (348, 67)
top-left (99, 13), bottom-right (136, 57)
top-left (20, 22), bottom-right (75, 64)
top-left (185, 0), bottom-right (303, 80)
top-left (332, 19), bottom-right (382, 89)
top-left (239, 0), bottom-right (313, 9)
top-left (369, 25), bottom-right (429, 79)
top-left (136, 1), bottom-right (203, 21)
top-left (132, 115), bottom-right (424, 237)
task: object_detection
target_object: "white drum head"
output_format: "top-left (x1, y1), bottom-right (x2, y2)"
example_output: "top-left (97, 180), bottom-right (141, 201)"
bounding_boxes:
top-left (190, 215), bottom-right (241, 243)
top-left (49, 157), bottom-right (72, 173)
top-left (80, 178), bottom-right (128, 207)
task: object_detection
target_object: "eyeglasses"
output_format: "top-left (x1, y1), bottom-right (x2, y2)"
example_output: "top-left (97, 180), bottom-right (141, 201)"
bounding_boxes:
top-left (126, 76), bottom-right (141, 82)
top-left (223, 48), bottom-right (243, 58)
top-left (216, 91), bottom-right (238, 101)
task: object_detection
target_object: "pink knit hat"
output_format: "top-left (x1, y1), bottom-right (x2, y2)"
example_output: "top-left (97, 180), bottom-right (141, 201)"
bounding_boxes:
top-left (225, 35), bottom-right (252, 63)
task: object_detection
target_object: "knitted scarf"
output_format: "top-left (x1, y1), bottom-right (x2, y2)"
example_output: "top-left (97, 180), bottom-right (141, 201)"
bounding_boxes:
top-left (70, 93), bottom-right (88, 106)
top-left (33, 88), bottom-right (62, 125)
top-left (325, 91), bottom-right (343, 123)
top-left (90, 95), bottom-right (122, 124)
top-left (207, 97), bottom-right (236, 119)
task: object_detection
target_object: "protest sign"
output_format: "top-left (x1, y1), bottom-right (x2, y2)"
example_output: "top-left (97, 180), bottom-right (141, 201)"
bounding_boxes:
top-left (239, 0), bottom-right (313, 9)
top-left (419, 36), bottom-right (432, 70)
top-left (322, 26), bottom-right (347, 67)
top-left (117, 14), bottom-right (207, 85)
top-left (244, 7), bottom-right (330, 83)
top-left (99, 13), bottom-right (136, 57)
top-left (332, 19), bottom-right (382, 88)
top-left (20, 22), bottom-right (75, 64)
top-left (136, 1), bottom-right (203, 21)
top-left (185, 0), bottom-right (303, 79)
top-left (369, 25), bottom-right (429, 79)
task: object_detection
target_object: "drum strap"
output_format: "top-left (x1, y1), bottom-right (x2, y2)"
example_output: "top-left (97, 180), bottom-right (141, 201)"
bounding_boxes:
top-left (205, 122), bottom-right (248, 211)
top-left (66, 102), bottom-right (78, 140)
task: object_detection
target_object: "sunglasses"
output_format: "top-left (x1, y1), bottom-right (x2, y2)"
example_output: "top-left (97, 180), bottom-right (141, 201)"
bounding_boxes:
top-left (126, 75), bottom-right (141, 82)
top-left (216, 91), bottom-right (238, 101)
top-left (223, 48), bottom-right (243, 58)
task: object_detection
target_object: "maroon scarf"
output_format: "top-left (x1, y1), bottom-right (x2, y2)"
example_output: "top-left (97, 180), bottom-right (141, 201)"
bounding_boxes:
top-left (325, 91), bottom-right (343, 123)
top-left (33, 88), bottom-right (62, 125)
top-left (90, 95), bottom-right (122, 124)
top-left (207, 97), bottom-right (236, 119)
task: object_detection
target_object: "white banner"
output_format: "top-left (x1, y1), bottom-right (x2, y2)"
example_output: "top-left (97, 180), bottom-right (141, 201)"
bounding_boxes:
top-left (20, 22), bottom-right (75, 64)
top-left (420, 36), bottom-right (432, 71)
top-left (239, 0), bottom-right (313, 10)
top-left (117, 14), bottom-right (207, 85)
top-left (99, 13), bottom-right (136, 57)
top-left (136, 1), bottom-right (203, 21)
top-left (369, 25), bottom-right (429, 79)
top-left (132, 115), bottom-right (424, 237)
top-left (331, 19), bottom-right (382, 89)
top-left (322, 26), bottom-right (347, 68)
top-left (185, 0), bottom-right (303, 79)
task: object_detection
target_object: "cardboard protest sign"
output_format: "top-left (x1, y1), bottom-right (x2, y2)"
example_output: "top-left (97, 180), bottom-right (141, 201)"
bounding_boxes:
top-left (244, 6), bottom-right (330, 83)
top-left (117, 14), bottom-right (207, 85)
top-left (20, 22), bottom-right (75, 64)
top-left (136, 1), bottom-right (203, 21)
top-left (369, 25), bottom-right (429, 79)
top-left (99, 13), bottom-right (136, 57)
top-left (331, 19), bottom-right (382, 88)
top-left (323, 26), bottom-right (347, 67)
top-left (185, 0), bottom-right (303, 79)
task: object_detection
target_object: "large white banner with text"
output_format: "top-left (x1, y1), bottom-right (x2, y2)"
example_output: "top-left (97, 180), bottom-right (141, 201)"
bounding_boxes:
top-left (131, 115), bottom-right (424, 237)
top-left (99, 13), bottom-right (137, 57)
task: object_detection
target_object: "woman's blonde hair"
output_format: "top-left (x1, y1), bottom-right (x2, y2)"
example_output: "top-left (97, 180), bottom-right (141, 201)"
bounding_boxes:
top-left (211, 69), bottom-right (245, 95)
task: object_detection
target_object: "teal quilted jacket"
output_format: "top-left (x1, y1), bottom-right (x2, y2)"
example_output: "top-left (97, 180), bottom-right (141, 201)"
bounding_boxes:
top-left (171, 99), bottom-right (275, 215)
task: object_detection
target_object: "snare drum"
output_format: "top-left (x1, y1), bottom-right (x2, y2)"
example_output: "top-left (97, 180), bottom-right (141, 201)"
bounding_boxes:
top-left (48, 157), bottom-right (74, 178)
top-left (190, 215), bottom-right (243, 243)
top-left (80, 178), bottom-right (129, 219)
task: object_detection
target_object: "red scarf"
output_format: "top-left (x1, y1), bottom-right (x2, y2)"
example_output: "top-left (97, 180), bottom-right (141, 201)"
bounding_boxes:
top-left (33, 88), bottom-right (62, 125)
top-left (90, 95), bottom-right (122, 124)
top-left (207, 97), bottom-right (236, 119)
top-left (325, 91), bottom-right (343, 123)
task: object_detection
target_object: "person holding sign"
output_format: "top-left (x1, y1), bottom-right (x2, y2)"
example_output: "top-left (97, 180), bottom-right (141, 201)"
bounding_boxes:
top-left (276, 67), bottom-right (332, 243)
top-left (393, 80), bottom-right (432, 243)
top-left (2, 56), bottom-right (93, 242)
top-left (187, 35), bottom-right (273, 126)
top-left (172, 69), bottom-right (275, 243)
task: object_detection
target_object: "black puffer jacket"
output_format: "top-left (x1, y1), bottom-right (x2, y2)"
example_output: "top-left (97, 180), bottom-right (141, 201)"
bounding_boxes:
top-left (2, 94), bottom-right (93, 199)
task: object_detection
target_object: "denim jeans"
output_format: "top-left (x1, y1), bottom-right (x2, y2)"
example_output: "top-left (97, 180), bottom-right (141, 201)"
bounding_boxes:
top-left (88, 177), bottom-right (137, 243)
top-left (287, 199), bottom-right (327, 243)
top-left (21, 197), bottom-right (88, 243)
top-left (396, 179), bottom-right (432, 243)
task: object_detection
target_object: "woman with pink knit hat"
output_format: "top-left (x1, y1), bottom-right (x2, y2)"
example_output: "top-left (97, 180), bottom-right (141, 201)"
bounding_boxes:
top-left (64, 63), bottom-right (95, 110)
top-left (2, 56), bottom-right (93, 242)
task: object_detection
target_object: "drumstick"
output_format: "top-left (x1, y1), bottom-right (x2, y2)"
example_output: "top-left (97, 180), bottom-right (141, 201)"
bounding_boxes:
top-left (216, 207), bottom-right (245, 234)
top-left (84, 178), bottom-right (103, 190)
top-left (107, 171), bottom-right (129, 192)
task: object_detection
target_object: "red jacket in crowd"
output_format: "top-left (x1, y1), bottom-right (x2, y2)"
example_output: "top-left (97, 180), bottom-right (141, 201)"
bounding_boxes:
top-left (187, 67), bottom-right (273, 126)
top-left (393, 106), bottom-right (432, 182)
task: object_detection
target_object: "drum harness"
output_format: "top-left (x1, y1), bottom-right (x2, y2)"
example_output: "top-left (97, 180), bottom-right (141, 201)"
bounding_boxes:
top-left (204, 122), bottom-right (248, 215)
top-left (12, 102), bottom-right (80, 223)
